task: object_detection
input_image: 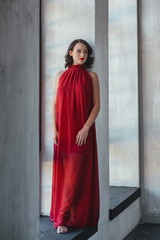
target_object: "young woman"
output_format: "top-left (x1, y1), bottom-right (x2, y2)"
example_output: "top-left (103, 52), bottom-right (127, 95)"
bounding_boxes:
top-left (50, 39), bottom-right (100, 234)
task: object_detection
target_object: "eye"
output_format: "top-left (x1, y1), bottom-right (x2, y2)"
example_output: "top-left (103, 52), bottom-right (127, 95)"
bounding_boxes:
top-left (84, 50), bottom-right (88, 54)
top-left (77, 50), bottom-right (81, 53)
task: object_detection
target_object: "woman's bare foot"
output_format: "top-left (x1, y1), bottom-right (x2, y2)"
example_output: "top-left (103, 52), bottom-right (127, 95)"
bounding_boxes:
top-left (57, 226), bottom-right (68, 234)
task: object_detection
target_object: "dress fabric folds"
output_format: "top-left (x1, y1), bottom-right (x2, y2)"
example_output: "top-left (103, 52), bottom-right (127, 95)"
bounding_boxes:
top-left (50, 64), bottom-right (99, 228)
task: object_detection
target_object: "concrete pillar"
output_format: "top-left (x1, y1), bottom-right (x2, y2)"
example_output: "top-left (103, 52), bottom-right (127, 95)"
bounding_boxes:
top-left (0, 1), bottom-right (40, 239)
top-left (92, 0), bottom-right (109, 239)
top-left (139, 0), bottom-right (160, 223)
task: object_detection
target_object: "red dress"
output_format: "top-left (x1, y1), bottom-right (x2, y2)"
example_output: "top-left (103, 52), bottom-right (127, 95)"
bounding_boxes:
top-left (50, 64), bottom-right (99, 228)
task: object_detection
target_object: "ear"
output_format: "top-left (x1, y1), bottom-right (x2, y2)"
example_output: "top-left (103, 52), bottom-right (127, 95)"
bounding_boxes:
top-left (69, 50), bottom-right (73, 56)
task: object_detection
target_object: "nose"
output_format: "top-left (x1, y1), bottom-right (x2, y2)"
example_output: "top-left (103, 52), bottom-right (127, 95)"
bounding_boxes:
top-left (80, 52), bottom-right (84, 57)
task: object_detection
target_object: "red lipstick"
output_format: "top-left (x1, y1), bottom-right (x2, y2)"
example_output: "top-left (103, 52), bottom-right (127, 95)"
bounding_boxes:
top-left (80, 58), bottom-right (84, 60)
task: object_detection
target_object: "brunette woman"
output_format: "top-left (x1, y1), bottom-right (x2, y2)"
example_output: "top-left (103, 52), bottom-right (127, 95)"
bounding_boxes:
top-left (50, 39), bottom-right (100, 234)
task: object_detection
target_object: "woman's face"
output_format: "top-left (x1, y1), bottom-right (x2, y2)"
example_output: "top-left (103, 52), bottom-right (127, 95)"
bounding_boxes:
top-left (69, 42), bottom-right (88, 65)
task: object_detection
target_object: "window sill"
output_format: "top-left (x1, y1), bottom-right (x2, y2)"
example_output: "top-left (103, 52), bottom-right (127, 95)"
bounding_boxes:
top-left (109, 186), bottom-right (141, 220)
top-left (40, 216), bottom-right (97, 240)
top-left (40, 187), bottom-right (141, 239)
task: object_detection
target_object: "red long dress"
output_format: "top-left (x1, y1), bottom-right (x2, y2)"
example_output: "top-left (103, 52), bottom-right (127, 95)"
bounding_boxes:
top-left (50, 64), bottom-right (99, 228)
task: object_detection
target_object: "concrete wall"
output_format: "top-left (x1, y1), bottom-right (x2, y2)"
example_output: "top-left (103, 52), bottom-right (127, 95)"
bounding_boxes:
top-left (139, 0), bottom-right (160, 223)
top-left (40, 0), bottom-right (95, 215)
top-left (0, 1), bottom-right (39, 240)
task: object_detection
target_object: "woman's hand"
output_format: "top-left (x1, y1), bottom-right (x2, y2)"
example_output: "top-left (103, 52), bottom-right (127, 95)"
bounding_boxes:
top-left (53, 129), bottom-right (59, 145)
top-left (76, 127), bottom-right (89, 146)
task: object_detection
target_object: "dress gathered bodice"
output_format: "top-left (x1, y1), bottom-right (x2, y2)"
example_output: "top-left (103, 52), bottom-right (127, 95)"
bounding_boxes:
top-left (56, 64), bottom-right (93, 153)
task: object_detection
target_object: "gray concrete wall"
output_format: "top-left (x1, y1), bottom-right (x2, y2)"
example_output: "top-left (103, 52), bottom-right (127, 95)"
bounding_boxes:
top-left (0, 1), bottom-right (39, 240)
top-left (139, 0), bottom-right (160, 223)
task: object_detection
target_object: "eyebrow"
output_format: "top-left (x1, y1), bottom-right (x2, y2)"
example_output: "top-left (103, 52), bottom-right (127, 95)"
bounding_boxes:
top-left (76, 48), bottom-right (88, 51)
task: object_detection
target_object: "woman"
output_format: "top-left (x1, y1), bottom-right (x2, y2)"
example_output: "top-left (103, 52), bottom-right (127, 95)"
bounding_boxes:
top-left (50, 39), bottom-right (100, 234)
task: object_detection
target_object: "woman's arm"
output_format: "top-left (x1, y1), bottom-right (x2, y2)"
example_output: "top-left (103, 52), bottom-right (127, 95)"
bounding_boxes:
top-left (76, 71), bottom-right (100, 146)
top-left (52, 71), bottom-right (64, 145)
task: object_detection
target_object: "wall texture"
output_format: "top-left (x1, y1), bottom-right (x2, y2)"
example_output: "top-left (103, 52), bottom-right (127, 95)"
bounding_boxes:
top-left (140, 0), bottom-right (160, 223)
top-left (0, 1), bottom-right (39, 240)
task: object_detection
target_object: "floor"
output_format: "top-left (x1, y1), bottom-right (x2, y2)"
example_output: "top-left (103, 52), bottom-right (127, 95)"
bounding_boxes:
top-left (124, 223), bottom-right (160, 240)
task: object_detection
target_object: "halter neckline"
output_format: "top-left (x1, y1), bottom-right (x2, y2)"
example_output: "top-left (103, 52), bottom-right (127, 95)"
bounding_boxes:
top-left (68, 64), bottom-right (85, 70)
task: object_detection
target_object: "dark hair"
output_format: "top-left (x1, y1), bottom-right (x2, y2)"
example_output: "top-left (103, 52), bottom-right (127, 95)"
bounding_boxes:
top-left (64, 39), bottom-right (94, 69)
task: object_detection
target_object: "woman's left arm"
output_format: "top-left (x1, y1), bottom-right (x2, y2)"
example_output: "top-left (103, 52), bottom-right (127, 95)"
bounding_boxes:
top-left (76, 72), bottom-right (100, 146)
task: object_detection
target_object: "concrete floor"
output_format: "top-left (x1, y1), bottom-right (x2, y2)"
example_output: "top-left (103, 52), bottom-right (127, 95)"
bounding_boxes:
top-left (124, 223), bottom-right (160, 240)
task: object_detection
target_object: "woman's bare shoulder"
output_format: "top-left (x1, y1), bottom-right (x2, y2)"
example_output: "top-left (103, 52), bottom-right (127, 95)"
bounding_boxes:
top-left (87, 70), bottom-right (98, 80)
top-left (55, 70), bottom-right (65, 79)
top-left (54, 70), bottom-right (65, 87)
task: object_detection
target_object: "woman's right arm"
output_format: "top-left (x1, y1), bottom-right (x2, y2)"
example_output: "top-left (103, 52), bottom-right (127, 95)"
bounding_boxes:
top-left (52, 71), bottom-right (64, 145)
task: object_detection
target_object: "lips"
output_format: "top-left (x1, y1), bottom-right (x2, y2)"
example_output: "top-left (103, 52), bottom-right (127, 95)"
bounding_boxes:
top-left (80, 58), bottom-right (84, 60)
